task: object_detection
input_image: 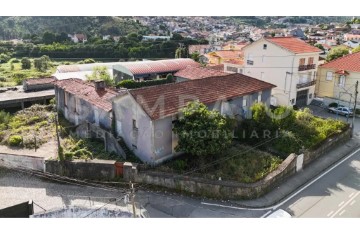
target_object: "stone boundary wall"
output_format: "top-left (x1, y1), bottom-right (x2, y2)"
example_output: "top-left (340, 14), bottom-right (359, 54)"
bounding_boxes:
top-left (0, 153), bottom-right (44, 171)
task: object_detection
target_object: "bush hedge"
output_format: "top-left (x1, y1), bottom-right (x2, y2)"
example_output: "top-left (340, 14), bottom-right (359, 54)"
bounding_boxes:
top-left (116, 74), bottom-right (174, 89)
top-left (8, 135), bottom-right (22, 146)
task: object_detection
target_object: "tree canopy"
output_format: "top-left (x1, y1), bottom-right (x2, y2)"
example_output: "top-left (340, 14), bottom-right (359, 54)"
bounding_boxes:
top-left (86, 66), bottom-right (114, 86)
top-left (326, 47), bottom-right (349, 62)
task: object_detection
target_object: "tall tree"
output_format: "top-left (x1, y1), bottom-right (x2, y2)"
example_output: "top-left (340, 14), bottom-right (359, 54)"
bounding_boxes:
top-left (21, 57), bottom-right (31, 69)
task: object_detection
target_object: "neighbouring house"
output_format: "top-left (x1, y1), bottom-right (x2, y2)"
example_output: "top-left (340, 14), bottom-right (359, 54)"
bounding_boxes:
top-left (54, 79), bottom-right (122, 130)
top-left (205, 50), bottom-right (243, 66)
top-left (174, 65), bottom-right (228, 82)
top-left (68, 34), bottom-right (88, 43)
top-left (242, 37), bottom-right (322, 107)
top-left (286, 28), bottom-right (305, 39)
top-left (343, 33), bottom-right (360, 42)
top-left (188, 45), bottom-right (212, 55)
top-left (222, 42), bottom-right (248, 51)
top-left (23, 77), bottom-right (55, 92)
top-left (316, 52), bottom-right (360, 104)
top-left (343, 40), bottom-right (360, 49)
top-left (112, 58), bottom-right (200, 82)
top-left (112, 73), bottom-right (275, 164)
top-left (223, 59), bottom-right (244, 74)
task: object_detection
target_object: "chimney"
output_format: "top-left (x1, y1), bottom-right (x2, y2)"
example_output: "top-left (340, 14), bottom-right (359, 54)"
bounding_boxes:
top-left (94, 80), bottom-right (106, 91)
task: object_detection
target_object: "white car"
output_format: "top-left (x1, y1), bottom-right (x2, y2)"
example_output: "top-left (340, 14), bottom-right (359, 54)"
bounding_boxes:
top-left (266, 209), bottom-right (292, 218)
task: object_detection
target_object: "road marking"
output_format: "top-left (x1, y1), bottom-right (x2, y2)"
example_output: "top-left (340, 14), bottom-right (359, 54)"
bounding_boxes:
top-left (349, 192), bottom-right (354, 198)
top-left (331, 191), bottom-right (360, 218)
top-left (339, 210), bottom-right (346, 216)
top-left (260, 210), bottom-right (272, 218)
top-left (272, 147), bottom-right (360, 210)
top-left (350, 200), bottom-right (356, 206)
top-left (202, 147), bottom-right (360, 212)
top-left (327, 211), bottom-right (334, 217)
top-left (338, 201), bottom-right (345, 207)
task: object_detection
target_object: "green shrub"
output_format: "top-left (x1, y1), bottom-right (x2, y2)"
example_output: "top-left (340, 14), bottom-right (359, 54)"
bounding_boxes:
top-left (58, 146), bottom-right (65, 161)
top-left (9, 58), bottom-right (20, 63)
top-left (83, 58), bottom-right (95, 64)
top-left (64, 151), bottom-right (74, 160)
top-left (8, 135), bottom-right (23, 147)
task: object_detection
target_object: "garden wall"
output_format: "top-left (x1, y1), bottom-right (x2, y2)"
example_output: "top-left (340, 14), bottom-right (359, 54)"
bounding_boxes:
top-left (124, 154), bottom-right (297, 200)
top-left (123, 127), bottom-right (353, 200)
top-left (0, 153), bottom-right (44, 171)
top-left (45, 159), bottom-right (119, 180)
top-left (303, 128), bottom-right (351, 167)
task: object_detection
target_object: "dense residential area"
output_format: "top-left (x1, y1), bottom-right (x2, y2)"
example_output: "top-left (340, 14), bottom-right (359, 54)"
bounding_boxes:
top-left (0, 16), bottom-right (360, 219)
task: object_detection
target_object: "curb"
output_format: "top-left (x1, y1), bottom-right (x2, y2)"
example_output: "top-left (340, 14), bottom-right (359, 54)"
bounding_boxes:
top-left (229, 138), bottom-right (360, 209)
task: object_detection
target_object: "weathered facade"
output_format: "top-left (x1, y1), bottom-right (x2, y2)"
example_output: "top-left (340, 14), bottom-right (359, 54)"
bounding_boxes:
top-left (112, 74), bottom-right (274, 165)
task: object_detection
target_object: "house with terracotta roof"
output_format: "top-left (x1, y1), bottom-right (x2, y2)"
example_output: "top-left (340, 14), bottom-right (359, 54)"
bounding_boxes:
top-left (223, 59), bottom-right (244, 74)
top-left (174, 66), bottom-right (228, 82)
top-left (242, 37), bottom-right (322, 106)
top-left (54, 79), bottom-right (122, 130)
top-left (112, 74), bottom-right (275, 164)
top-left (205, 50), bottom-right (243, 66)
top-left (316, 52), bottom-right (360, 103)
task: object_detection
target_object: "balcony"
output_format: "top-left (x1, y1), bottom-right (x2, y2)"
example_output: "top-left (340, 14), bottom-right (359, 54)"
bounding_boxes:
top-left (297, 80), bottom-right (316, 89)
top-left (298, 64), bottom-right (316, 71)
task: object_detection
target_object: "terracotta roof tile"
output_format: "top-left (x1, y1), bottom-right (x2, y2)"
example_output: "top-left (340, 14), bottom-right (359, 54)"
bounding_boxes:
top-left (207, 64), bottom-right (225, 71)
top-left (266, 37), bottom-right (322, 54)
top-left (224, 59), bottom-right (244, 65)
top-left (210, 50), bottom-right (243, 59)
top-left (174, 66), bottom-right (228, 80)
top-left (129, 74), bottom-right (276, 120)
top-left (54, 78), bottom-right (121, 112)
top-left (320, 52), bottom-right (360, 73)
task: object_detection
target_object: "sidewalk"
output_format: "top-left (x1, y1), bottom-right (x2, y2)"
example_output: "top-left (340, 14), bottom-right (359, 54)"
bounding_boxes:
top-left (230, 136), bottom-right (360, 208)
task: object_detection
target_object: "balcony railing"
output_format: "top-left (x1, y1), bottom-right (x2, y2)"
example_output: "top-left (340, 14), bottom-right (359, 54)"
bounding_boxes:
top-left (297, 80), bottom-right (316, 89)
top-left (298, 64), bottom-right (316, 71)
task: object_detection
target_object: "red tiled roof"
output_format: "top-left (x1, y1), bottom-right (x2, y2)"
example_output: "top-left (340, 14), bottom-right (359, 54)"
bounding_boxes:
top-left (207, 64), bottom-right (225, 71)
top-left (320, 52), bottom-right (360, 73)
top-left (54, 78), bottom-right (120, 112)
top-left (129, 73), bottom-right (276, 120)
top-left (224, 59), bottom-right (244, 65)
top-left (266, 37), bottom-right (322, 54)
top-left (335, 70), bottom-right (350, 75)
top-left (210, 50), bottom-right (243, 59)
top-left (121, 58), bottom-right (200, 75)
top-left (174, 66), bottom-right (228, 80)
top-left (25, 77), bottom-right (55, 85)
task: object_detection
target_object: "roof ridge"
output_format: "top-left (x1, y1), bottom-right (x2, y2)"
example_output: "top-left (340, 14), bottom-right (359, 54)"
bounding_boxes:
top-left (320, 51), bottom-right (360, 67)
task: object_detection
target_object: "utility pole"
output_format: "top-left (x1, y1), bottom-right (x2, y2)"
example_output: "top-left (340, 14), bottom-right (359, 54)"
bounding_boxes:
top-left (55, 114), bottom-right (61, 154)
top-left (352, 81), bottom-right (358, 137)
top-left (130, 181), bottom-right (136, 218)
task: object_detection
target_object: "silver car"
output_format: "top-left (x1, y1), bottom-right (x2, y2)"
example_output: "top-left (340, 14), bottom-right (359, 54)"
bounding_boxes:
top-left (328, 107), bottom-right (353, 117)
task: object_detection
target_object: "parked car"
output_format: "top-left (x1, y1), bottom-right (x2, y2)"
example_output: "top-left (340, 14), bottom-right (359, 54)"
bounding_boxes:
top-left (266, 209), bottom-right (292, 218)
top-left (328, 106), bottom-right (353, 117)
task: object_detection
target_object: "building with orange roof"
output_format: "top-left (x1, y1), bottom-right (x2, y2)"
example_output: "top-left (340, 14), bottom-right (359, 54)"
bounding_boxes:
top-left (205, 50), bottom-right (243, 66)
top-left (316, 52), bottom-right (360, 104)
top-left (242, 37), bottom-right (322, 106)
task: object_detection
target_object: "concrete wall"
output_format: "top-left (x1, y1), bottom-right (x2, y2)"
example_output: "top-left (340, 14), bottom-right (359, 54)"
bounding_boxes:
top-left (125, 154), bottom-right (297, 199)
top-left (0, 153), bottom-right (44, 171)
top-left (243, 38), bottom-right (319, 106)
top-left (31, 207), bottom-right (132, 218)
top-left (45, 159), bottom-right (117, 180)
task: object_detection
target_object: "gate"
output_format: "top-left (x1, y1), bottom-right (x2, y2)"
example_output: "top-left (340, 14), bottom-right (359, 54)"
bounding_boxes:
top-left (296, 89), bottom-right (308, 107)
top-left (115, 162), bottom-right (124, 176)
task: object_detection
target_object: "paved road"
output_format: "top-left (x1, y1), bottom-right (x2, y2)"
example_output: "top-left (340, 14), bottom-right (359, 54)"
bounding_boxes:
top-left (0, 167), bottom-right (264, 218)
top-left (275, 147), bottom-right (360, 218)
